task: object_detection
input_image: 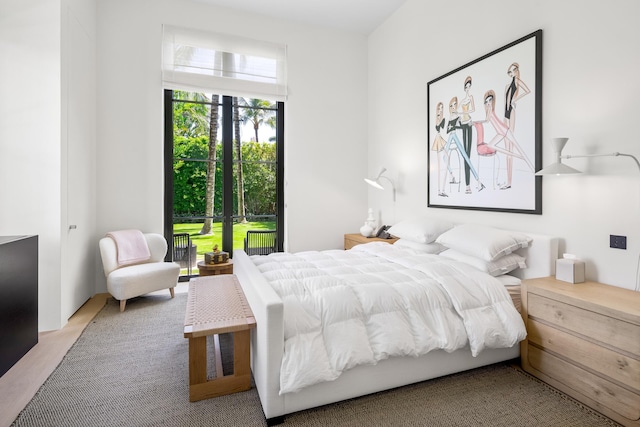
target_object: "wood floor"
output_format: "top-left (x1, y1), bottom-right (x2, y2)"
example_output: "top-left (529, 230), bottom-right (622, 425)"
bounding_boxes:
top-left (0, 294), bottom-right (108, 427)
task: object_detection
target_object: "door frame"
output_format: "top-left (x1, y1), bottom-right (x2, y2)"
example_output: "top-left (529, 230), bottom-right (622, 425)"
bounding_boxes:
top-left (163, 90), bottom-right (284, 268)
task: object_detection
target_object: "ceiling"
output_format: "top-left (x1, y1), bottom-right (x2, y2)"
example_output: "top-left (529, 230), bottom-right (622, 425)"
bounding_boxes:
top-left (191, 0), bottom-right (408, 35)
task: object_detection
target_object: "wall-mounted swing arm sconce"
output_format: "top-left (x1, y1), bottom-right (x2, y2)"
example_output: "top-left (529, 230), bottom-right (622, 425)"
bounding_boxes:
top-left (365, 167), bottom-right (396, 201)
top-left (536, 138), bottom-right (640, 293)
top-left (535, 137), bottom-right (640, 175)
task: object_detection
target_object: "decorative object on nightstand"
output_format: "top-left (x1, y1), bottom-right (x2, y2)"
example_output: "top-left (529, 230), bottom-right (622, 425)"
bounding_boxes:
top-left (359, 223), bottom-right (374, 237)
top-left (204, 244), bottom-right (229, 265)
top-left (521, 277), bottom-right (640, 426)
top-left (365, 208), bottom-right (377, 229)
top-left (555, 254), bottom-right (585, 284)
top-left (359, 207), bottom-right (375, 237)
top-left (360, 208), bottom-right (379, 237)
top-left (344, 233), bottom-right (398, 250)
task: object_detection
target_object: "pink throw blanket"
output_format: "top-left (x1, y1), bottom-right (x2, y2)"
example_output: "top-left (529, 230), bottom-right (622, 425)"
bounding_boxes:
top-left (106, 229), bottom-right (151, 267)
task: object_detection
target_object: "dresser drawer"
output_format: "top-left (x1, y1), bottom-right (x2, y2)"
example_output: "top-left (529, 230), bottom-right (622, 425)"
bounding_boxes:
top-left (528, 345), bottom-right (640, 422)
top-left (528, 319), bottom-right (640, 392)
top-left (528, 293), bottom-right (640, 356)
top-left (523, 278), bottom-right (640, 426)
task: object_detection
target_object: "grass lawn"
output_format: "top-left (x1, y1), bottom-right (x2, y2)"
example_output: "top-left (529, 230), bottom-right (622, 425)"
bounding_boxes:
top-left (173, 221), bottom-right (276, 256)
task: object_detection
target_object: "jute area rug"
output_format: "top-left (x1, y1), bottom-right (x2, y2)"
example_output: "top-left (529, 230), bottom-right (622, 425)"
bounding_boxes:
top-left (12, 292), bottom-right (620, 427)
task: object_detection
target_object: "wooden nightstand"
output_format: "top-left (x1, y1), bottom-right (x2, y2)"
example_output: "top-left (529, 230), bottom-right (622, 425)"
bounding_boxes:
top-left (344, 233), bottom-right (398, 250)
top-left (521, 277), bottom-right (640, 426)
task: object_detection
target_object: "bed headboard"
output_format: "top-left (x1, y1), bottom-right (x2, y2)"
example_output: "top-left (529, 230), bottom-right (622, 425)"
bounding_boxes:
top-left (511, 232), bottom-right (559, 279)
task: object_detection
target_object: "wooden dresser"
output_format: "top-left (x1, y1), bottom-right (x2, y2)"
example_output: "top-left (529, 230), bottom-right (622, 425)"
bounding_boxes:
top-left (521, 277), bottom-right (640, 426)
top-left (344, 233), bottom-right (398, 250)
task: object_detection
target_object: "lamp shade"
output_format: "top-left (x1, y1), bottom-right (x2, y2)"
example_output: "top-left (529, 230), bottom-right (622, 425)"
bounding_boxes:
top-left (552, 137), bottom-right (569, 153)
top-left (535, 137), bottom-right (583, 175)
top-left (535, 162), bottom-right (582, 175)
top-left (364, 177), bottom-right (385, 190)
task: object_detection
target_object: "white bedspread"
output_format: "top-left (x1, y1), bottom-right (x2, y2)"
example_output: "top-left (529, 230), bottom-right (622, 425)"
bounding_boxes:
top-left (250, 242), bottom-right (526, 395)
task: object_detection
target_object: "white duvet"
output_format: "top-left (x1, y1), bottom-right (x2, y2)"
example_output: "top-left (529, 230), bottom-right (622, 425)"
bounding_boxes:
top-left (250, 242), bottom-right (526, 395)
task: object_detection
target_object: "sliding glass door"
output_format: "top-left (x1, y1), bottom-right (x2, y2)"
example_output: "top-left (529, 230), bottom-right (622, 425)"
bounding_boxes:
top-left (164, 90), bottom-right (284, 278)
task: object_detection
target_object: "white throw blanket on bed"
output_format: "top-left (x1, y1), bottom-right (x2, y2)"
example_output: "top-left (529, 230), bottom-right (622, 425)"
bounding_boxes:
top-left (251, 243), bottom-right (526, 395)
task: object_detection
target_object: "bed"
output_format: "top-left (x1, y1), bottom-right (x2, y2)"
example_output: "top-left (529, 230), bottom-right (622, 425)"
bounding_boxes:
top-left (234, 222), bottom-right (559, 425)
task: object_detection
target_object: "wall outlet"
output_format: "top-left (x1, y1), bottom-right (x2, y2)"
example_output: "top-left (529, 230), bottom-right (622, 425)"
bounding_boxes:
top-left (610, 235), bottom-right (627, 250)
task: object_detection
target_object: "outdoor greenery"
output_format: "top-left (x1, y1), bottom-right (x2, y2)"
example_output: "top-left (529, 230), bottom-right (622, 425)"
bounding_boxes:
top-left (171, 91), bottom-right (279, 274)
top-left (172, 92), bottom-right (277, 219)
top-left (172, 138), bottom-right (276, 218)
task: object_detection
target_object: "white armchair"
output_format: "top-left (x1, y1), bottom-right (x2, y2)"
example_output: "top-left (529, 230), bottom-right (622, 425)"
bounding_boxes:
top-left (99, 233), bottom-right (180, 312)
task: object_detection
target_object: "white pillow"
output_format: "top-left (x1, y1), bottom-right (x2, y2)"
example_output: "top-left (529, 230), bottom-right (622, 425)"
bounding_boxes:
top-left (387, 217), bottom-right (453, 244)
top-left (440, 249), bottom-right (527, 276)
top-left (393, 239), bottom-right (447, 254)
top-left (436, 224), bottom-right (532, 261)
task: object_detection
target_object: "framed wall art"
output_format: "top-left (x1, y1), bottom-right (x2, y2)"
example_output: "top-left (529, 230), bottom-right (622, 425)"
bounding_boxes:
top-left (427, 30), bottom-right (542, 214)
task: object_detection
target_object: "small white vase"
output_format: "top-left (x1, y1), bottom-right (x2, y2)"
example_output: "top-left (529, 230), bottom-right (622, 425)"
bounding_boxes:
top-left (365, 208), bottom-right (377, 230)
top-left (360, 223), bottom-right (374, 237)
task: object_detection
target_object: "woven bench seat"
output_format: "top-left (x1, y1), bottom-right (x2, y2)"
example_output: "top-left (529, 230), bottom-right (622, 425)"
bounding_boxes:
top-left (184, 274), bottom-right (256, 401)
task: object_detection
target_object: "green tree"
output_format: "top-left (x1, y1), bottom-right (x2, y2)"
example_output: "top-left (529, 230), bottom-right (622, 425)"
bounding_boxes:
top-left (239, 98), bottom-right (276, 143)
top-left (171, 90), bottom-right (220, 234)
top-left (172, 139), bottom-right (275, 218)
top-left (173, 92), bottom-right (209, 138)
top-left (171, 93), bottom-right (278, 225)
top-left (172, 135), bottom-right (208, 216)
top-left (241, 141), bottom-right (276, 215)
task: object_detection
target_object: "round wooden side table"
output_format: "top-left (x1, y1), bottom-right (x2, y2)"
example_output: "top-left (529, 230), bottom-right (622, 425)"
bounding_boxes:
top-left (197, 260), bottom-right (233, 276)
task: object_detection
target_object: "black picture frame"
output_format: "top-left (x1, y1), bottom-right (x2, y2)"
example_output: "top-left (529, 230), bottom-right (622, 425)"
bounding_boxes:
top-left (427, 30), bottom-right (542, 214)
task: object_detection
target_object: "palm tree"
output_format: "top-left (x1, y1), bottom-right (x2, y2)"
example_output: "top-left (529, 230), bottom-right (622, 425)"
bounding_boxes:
top-left (172, 91), bottom-right (210, 138)
top-left (200, 94), bottom-right (219, 235)
top-left (233, 98), bottom-right (277, 224)
top-left (239, 98), bottom-right (275, 142)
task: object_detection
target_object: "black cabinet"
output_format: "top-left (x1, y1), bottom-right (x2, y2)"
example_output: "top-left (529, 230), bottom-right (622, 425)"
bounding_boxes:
top-left (0, 235), bottom-right (38, 377)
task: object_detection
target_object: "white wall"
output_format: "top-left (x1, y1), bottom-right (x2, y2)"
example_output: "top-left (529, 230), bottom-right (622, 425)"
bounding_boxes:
top-left (0, 0), bottom-right (63, 330)
top-left (1, 0), bottom-right (97, 331)
top-left (368, 0), bottom-right (640, 290)
top-left (95, 0), bottom-right (369, 292)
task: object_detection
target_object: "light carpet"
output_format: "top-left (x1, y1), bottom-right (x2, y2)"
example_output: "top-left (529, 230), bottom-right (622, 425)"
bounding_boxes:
top-left (11, 292), bottom-right (621, 426)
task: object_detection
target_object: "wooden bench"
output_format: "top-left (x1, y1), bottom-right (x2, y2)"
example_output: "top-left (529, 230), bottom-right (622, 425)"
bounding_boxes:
top-left (183, 274), bottom-right (256, 402)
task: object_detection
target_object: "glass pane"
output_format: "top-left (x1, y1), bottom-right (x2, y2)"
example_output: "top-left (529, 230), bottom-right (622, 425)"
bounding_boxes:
top-left (170, 92), bottom-right (281, 277)
top-left (172, 93), bottom-right (222, 218)
top-left (172, 221), bottom-right (224, 276)
top-left (173, 159), bottom-right (208, 218)
top-left (233, 97), bottom-right (277, 158)
top-left (238, 160), bottom-right (276, 217)
top-left (172, 91), bottom-right (225, 276)
top-left (231, 97), bottom-right (278, 252)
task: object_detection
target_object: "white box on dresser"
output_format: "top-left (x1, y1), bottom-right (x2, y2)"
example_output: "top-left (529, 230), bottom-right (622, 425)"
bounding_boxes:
top-left (555, 258), bottom-right (585, 283)
top-left (521, 277), bottom-right (640, 426)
